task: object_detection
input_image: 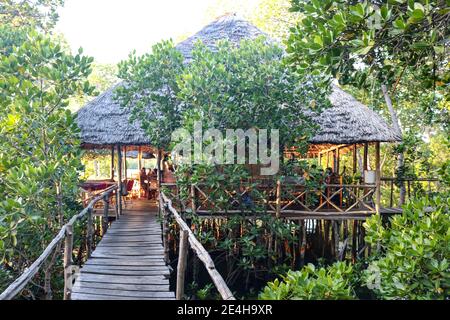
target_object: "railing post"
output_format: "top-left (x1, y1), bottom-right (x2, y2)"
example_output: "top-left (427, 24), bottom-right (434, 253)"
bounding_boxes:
top-left (276, 180), bottom-right (281, 218)
top-left (103, 194), bottom-right (110, 235)
top-left (115, 189), bottom-right (119, 219)
top-left (87, 207), bottom-right (93, 258)
top-left (176, 230), bottom-right (189, 300)
top-left (160, 196), bottom-right (170, 264)
top-left (190, 184), bottom-right (197, 214)
top-left (117, 145), bottom-right (123, 217)
top-left (63, 225), bottom-right (74, 300)
top-left (375, 142), bottom-right (381, 215)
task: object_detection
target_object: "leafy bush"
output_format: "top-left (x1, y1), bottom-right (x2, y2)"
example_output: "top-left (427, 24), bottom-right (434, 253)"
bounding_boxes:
top-left (260, 194), bottom-right (450, 300)
top-left (259, 262), bottom-right (356, 300)
top-left (363, 195), bottom-right (450, 300)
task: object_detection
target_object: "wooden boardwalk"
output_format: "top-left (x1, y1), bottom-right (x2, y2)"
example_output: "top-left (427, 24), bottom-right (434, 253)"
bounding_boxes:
top-left (72, 200), bottom-right (174, 300)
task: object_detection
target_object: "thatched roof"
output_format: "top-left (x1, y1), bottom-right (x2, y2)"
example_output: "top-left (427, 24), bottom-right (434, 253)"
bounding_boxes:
top-left (76, 83), bottom-right (151, 148)
top-left (176, 13), bottom-right (270, 62)
top-left (76, 13), bottom-right (400, 149)
top-left (309, 84), bottom-right (402, 144)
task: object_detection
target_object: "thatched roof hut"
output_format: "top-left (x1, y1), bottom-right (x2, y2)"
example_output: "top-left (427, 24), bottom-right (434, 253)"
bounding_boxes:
top-left (309, 84), bottom-right (402, 144)
top-left (76, 13), bottom-right (401, 149)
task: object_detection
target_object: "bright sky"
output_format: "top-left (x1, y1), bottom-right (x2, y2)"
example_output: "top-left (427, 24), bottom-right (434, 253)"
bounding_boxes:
top-left (56, 0), bottom-right (260, 64)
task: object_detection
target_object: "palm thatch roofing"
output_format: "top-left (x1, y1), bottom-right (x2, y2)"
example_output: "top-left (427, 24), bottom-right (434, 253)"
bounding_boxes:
top-left (309, 83), bottom-right (402, 144)
top-left (76, 13), bottom-right (401, 149)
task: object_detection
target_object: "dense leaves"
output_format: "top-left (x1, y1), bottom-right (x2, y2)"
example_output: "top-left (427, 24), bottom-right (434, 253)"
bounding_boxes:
top-left (0, 29), bottom-right (94, 297)
top-left (363, 194), bottom-right (450, 299)
top-left (115, 40), bottom-right (185, 150)
top-left (288, 0), bottom-right (450, 91)
top-left (178, 37), bottom-right (330, 152)
top-left (0, 0), bottom-right (65, 31)
top-left (260, 194), bottom-right (450, 300)
top-left (259, 262), bottom-right (356, 300)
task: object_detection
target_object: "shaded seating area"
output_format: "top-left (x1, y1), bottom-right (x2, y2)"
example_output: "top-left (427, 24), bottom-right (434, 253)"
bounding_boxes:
top-left (76, 14), bottom-right (403, 218)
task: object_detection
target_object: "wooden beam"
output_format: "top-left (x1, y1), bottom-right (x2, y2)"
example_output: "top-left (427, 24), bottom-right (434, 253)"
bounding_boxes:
top-left (123, 146), bottom-right (127, 180)
top-left (375, 142), bottom-right (381, 215)
top-left (138, 147), bottom-right (142, 199)
top-left (336, 148), bottom-right (340, 174)
top-left (363, 143), bottom-right (369, 172)
top-left (353, 144), bottom-right (357, 174)
top-left (276, 180), bottom-right (281, 218)
top-left (161, 193), bottom-right (235, 300)
top-left (111, 146), bottom-right (115, 180)
top-left (117, 145), bottom-right (123, 216)
top-left (63, 225), bottom-right (73, 300)
top-left (176, 230), bottom-right (188, 300)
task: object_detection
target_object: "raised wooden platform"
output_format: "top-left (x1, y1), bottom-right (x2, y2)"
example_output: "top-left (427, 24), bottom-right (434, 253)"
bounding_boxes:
top-left (72, 200), bottom-right (174, 300)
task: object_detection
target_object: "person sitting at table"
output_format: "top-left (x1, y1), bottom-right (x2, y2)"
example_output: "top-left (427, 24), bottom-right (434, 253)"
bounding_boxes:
top-left (140, 167), bottom-right (148, 198)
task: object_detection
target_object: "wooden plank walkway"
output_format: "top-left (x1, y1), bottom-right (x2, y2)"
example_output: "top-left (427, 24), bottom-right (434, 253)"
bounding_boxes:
top-left (72, 201), bottom-right (174, 300)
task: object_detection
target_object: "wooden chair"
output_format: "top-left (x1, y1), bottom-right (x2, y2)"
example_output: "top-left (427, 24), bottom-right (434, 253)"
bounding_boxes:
top-left (122, 179), bottom-right (135, 207)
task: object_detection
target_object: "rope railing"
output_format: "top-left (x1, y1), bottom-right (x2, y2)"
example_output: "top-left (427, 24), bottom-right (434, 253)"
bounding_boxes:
top-left (0, 185), bottom-right (119, 300)
top-left (160, 192), bottom-right (235, 301)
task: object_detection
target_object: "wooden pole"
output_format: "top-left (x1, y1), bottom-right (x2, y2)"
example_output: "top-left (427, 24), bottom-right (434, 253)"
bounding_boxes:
top-left (63, 224), bottom-right (74, 300)
top-left (111, 146), bottom-right (115, 180)
top-left (375, 142), bottom-right (381, 215)
top-left (336, 148), bottom-right (341, 175)
top-left (363, 143), bottom-right (369, 172)
top-left (117, 145), bottom-right (123, 216)
top-left (138, 146), bottom-right (142, 198)
top-left (123, 146), bottom-right (127, 180)
top-left (160, 196), bottom-right (170, 264)
top-left (176, 230), bottom-right (189, 300)
top-left (276, 180), bottom-right (281, 218)
top-left (190, 184), bottom-right (197, 215)
top-left (157, 149), bottom-right (162, 188)
top-left (353, 144), bottom-right (357, 174)
top-left (87, 207), bottom-right (93, 258)
top-left (102, 194), bottom-right (109, 235)
top-left (318, 152), bottom-right (322, 169)
top-left (162, 193), bottom-right (235, 300)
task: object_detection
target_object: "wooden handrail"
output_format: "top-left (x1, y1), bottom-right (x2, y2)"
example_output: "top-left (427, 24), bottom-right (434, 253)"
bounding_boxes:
top-left (0, 185), bottom-right (118, 300)
top-left (160, 192), bottom-right (235, 301)
top-left (381, 177), bottom-right (440, 182)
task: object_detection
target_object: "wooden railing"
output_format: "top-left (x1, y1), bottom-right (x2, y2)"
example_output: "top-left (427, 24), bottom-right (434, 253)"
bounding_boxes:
top-left (188, 182), bottom-right (377, 215)
top-left (0, 185), bottom-right (119, 300)
top-left (381, 177), bottom-right (441, 207)
top-left (160, 192), bottom-right (235, 300)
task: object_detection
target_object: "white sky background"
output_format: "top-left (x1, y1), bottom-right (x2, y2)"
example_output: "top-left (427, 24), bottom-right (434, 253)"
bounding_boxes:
top-left (56, 0), bottom-right (260, 64)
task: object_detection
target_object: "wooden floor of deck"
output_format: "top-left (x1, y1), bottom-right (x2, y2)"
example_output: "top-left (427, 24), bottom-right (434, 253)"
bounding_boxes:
top-left (72, 200), bottom-right (174, 300)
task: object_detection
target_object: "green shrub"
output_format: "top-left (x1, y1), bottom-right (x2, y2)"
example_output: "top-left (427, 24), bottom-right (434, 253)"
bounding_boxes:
top-left (259, 262), bottom-right (356, 300)
top-left (363, 195), bottom-right (450, 300)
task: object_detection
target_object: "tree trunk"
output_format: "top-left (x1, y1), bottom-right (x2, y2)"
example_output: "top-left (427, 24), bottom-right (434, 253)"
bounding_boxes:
top-left (381, 84), bottom-right (405, 207)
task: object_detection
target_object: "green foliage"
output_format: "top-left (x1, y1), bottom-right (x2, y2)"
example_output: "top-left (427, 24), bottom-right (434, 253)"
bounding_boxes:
top-left (70, 63), bottom-right (119, 112)
top-left (116, 40), bottom-right (185, 150)
top-left (0, 28), bottom-right (94, 297)
top-left (287, 0), bottom-right (449, 199)
top-left (288, 0), bottom-right (449, 92)
top-left (179, 37), bottom-right (330, 152)
top-left (260, 193), bottom-right (450, 300)
top-left (363, 195), bottom-right (450, 299)
top-left (259, 262), bottom-right (356, 300)
top-left (0, 0), bottom-right (65, 31)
